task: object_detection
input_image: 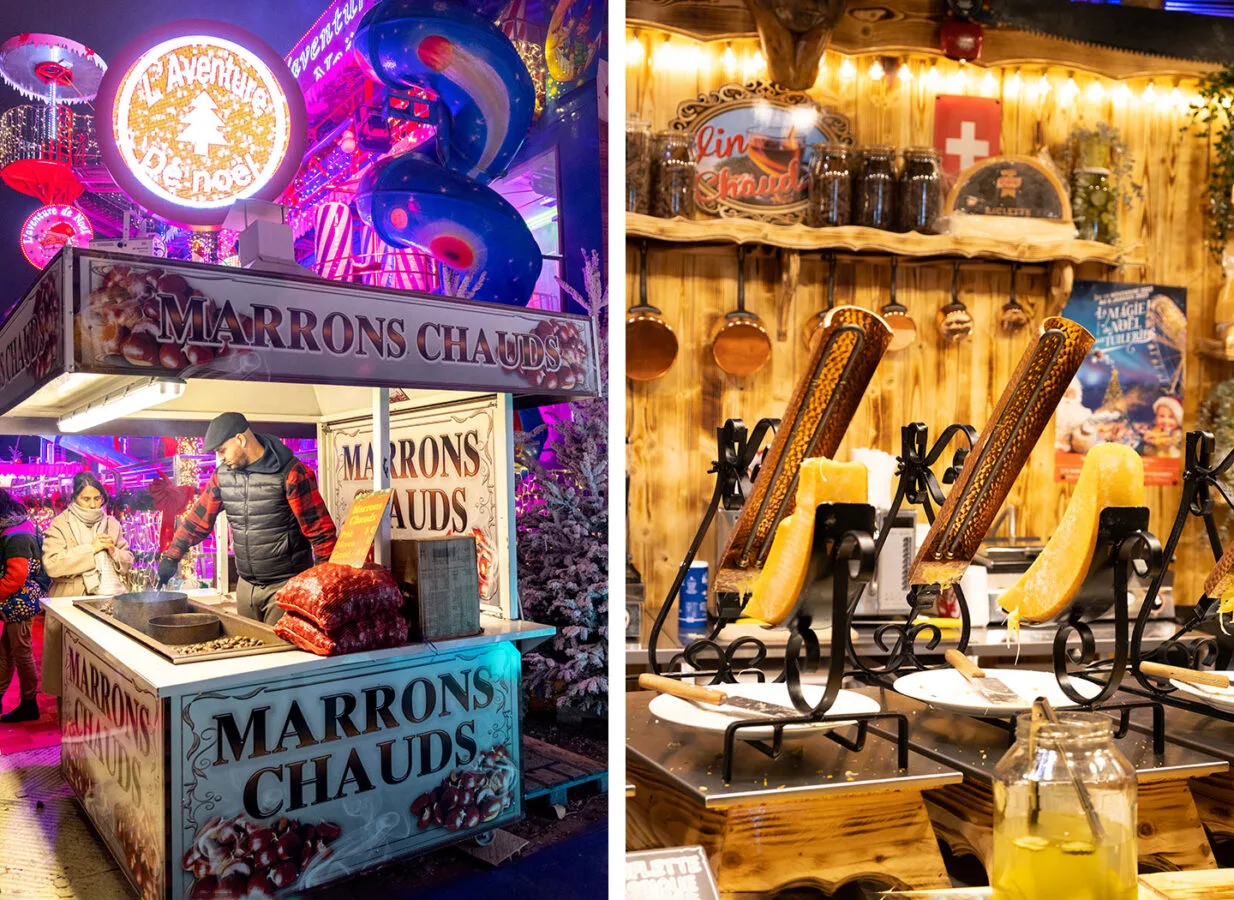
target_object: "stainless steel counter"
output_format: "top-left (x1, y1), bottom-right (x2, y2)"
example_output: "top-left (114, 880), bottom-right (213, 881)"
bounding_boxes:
top-left (625, 690), bottom-right (961, 809)
top-left (860, 685), bottom-right (1228, 784)
top-left (1107, 688), bottom-right (1234, 763)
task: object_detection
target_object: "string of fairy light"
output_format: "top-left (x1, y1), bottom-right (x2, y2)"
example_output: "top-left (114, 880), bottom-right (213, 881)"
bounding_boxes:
top-left (626, 30), bottom-right (1210, 113)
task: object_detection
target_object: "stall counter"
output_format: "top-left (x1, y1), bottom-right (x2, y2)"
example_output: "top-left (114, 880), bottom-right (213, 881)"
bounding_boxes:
top-left (44, 596), bottom-right (554, 900)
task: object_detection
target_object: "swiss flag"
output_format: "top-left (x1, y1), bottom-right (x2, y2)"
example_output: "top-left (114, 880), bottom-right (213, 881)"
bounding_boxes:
top-left (933, 95), bottom-right (1002, 176)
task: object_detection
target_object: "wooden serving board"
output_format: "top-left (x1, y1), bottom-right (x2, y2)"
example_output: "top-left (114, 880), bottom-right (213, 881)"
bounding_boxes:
top-left (1139, 870), bottom-right (1234, 899)
top-left (628, 751), bottom-right (950, 897)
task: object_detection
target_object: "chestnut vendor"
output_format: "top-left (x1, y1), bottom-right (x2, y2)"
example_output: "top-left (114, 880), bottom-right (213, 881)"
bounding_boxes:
top-left (156, 413), bottom-right (337, 624)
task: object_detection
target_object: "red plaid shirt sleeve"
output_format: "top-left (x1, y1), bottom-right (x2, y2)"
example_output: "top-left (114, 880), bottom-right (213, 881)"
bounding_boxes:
top-left (165, 474), bottom-right (223, 560)
top-left (286, 461), bottom-right (337, 562)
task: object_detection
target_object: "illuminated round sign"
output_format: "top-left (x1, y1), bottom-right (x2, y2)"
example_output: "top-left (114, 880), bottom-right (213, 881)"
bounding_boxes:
top-left (20, 204), bottom-right (93, 268)
top-left (95, 20), bottom-right (305, 228)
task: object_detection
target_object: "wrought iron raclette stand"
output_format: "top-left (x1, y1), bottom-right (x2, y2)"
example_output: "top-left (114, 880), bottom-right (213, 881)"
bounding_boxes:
top-left (632, 418), bottom-right (1228, 887)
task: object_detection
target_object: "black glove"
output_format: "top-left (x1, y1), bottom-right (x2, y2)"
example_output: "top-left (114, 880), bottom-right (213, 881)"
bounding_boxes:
top-left (156, 557), bottom-right (179, 588)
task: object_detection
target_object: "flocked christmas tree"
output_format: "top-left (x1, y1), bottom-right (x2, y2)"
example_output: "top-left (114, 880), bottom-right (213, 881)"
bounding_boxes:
top-left (515, 249), bottom-right (608, 717)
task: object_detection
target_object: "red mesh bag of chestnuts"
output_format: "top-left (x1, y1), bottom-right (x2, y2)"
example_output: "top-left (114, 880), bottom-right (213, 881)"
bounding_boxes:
top-left (275, 610), bottom-right (408, 656)
top-left (275, 563), bottom-right (403, 633)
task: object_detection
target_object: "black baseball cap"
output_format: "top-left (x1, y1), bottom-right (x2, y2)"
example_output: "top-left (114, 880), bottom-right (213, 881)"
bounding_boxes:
top-left (204, 412), bottom-right (250, 452)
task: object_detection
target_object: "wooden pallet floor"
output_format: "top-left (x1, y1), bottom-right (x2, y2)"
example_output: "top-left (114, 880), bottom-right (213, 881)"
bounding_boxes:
top-left (522, 736), bottom-right (607, 805)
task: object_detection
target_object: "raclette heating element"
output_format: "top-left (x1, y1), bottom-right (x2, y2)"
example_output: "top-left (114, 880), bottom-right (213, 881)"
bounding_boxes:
top-left (714, 306), bottom-right (892, 593)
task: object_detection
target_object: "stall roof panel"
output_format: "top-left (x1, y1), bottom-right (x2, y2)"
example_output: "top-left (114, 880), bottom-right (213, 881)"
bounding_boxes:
top-left (0, 247), bottom-right (601, 420)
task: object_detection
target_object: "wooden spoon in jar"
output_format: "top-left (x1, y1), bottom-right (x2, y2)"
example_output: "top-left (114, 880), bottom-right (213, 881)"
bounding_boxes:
top-left (713, 245), bottom-right (772, 376)
top-left (627, 240), bottom-right (680, 382)
top-left (881, 257), bottom-right (916, 351)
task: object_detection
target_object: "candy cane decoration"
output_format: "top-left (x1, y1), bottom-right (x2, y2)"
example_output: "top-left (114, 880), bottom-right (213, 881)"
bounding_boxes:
top-left (380, 246), bottom-right (437, 292)
top-left (313, 200), bottom-right (354, 281)
top-left (354, 220), bottom-right (387, 285)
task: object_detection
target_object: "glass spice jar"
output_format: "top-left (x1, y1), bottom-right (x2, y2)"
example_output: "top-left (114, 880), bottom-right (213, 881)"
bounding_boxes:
top-left (897, 147), bottom-right (943, 233)
top-left (807, 144), bottom-right (853, 227)
top-left (1072, 167), bottom-right (1117, 245)
top-left (854, 145), bottom-right (897, 230)
top-left (626, 118), bottom-right (652, 214)
top-left (992, 712), bottom-right (1138, 900)
top-left (650, 130), bottom-right (696, 219)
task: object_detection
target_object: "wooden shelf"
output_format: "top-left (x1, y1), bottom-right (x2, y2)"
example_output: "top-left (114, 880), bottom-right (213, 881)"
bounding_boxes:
top-left (627, 213), bottom-right (1123, 266)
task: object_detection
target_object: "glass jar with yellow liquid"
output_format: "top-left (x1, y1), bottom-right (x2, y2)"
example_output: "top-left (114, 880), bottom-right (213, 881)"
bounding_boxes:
top-left (992, 712), bottom-right (1137, 900)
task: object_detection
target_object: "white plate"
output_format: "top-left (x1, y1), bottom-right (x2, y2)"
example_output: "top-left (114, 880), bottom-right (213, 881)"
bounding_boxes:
top-left (648, 682), bottom-right (882, 740)
top-left (893, 668), bottom-right (1102, 715)
top-left (1170, 674), bottom-right (1234, 713)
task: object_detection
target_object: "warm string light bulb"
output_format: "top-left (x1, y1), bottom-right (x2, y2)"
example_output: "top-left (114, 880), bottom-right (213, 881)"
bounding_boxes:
top-left (626, 35), bottom-right (644, 67)
top-left (721, 43), bottom-right (738, 76)
top-left (868, 59), bottom-right (885, 80)
top-left (1087, 80), bottom-right (1104, 101)
top-left (1061, 76), bottom-right (1079, 102)
top-left (1006, 69), bottom-right (1022, 97)
top-left (840, 57), bottom-right (856, 79)
top-left (691, 44), bottom-right (709, 73)
top-left (1036, 73), bottom-right (1052, 97)
top-left (653, 37), bottom-right (673, 72)
top-left (1170, 85), bottom-right (1185, 110)
top-left (926, 64), bottom-right (942, 88)
top-left (949, 66), bottom-right (968, 92)
top-left (1115, 83), bottom-right (1131, 105)
top-left (743, 49), bottom-right (766, 80)
top-left (897, 61), bottom-right (913, 83)
top-left (1143, 81), bottom-right (1156, 105)
top-left (981, 71), bottom-right (998, 95)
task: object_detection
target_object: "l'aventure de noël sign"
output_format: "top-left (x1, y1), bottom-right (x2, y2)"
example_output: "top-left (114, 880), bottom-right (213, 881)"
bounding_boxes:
top-left (95, 21), bottom-right (306, 228)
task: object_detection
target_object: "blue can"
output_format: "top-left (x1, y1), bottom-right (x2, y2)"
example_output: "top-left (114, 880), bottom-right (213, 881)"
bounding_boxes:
top-left (679, 561), bottom-right (709, 643)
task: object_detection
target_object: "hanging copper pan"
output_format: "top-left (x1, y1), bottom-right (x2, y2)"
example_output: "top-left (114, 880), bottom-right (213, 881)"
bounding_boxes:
top-left (881, 257), bottom-right (917, 351)
top-left (712, 245), bottom-right (772, 376)
top-left (999, 262), bottom-right (1032, 335)
top-left (937, 261), bottom-right (975, 343)
top-left (802, 251), bottom-right (837, 351)
top-left (626, 240), bottom-right (679, 382)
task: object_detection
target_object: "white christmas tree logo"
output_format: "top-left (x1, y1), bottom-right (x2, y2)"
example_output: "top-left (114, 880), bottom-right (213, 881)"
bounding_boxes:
top-left (177, 92), bottom-right (227, 157)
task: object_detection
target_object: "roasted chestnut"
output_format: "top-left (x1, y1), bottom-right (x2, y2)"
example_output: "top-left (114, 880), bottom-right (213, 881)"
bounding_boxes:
top-left (121, 332), bottom-right (158, 366)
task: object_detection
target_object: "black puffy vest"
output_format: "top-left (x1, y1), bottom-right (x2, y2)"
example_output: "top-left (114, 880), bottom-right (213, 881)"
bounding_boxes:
top-left (216, 450), bottom-right (313, 585)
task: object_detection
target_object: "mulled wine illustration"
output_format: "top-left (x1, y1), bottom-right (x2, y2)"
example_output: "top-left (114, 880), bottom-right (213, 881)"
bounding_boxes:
top-left (743, 124), bottom-right (804, 203)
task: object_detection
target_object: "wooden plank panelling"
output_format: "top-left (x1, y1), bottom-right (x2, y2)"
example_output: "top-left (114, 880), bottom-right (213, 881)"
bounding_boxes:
top-left (627, 45), bottom-right (1224, 625)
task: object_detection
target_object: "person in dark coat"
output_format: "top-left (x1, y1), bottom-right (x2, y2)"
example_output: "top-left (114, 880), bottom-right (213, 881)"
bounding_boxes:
top-left (156, 413), bottom-right (338, 624)
top-left (0, 488), bottom-right (45, 722)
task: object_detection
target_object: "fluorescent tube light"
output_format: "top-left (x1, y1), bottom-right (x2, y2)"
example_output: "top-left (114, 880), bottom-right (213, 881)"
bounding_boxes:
top-left (58, 378), bottom-right (186, 433)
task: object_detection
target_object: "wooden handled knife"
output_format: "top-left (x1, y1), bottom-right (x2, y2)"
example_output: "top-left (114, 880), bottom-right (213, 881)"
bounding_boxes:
top-left (714, 305), bottom-right (891, 593)
top-left (909, 316), bottom-right (1094, 588)
top-left (1140, 661), bottom-right (1230, 689)
top-left (944, 649), bottom-right (1023, 705)
top-left (639, 673), bottom-right (797, 717)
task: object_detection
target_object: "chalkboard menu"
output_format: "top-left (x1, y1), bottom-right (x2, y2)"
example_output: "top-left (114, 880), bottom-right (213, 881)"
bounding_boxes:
top-left (946, 155), bottom-right (1070, 221)
top-left (626, 846), bottom-right (720, 899)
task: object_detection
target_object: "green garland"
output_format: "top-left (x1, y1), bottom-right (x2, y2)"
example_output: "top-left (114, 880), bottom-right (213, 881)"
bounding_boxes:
top-left (1187, 65), bottom-right (1234, 260)
top-left (1056, 122), bottom-right (1145, 246)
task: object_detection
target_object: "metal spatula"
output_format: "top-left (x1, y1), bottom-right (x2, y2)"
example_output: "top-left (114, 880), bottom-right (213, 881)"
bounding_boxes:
top-left (639, 673), bottom-right (797, 718)
top-left (944, 649), bottom-right (1024, 705)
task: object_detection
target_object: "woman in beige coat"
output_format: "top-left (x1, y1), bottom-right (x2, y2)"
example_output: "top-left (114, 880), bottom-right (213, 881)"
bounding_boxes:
top-left (42, 472), bottom-right (134, 598)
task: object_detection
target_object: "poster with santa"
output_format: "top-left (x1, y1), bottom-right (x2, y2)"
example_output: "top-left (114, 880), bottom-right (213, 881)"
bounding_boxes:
top-left (1056, 281), bottom-right (1187, 485)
